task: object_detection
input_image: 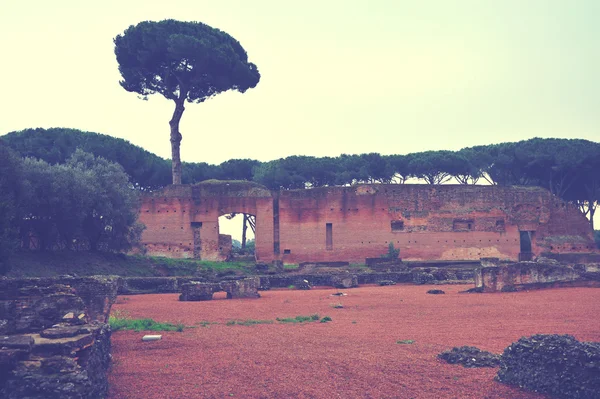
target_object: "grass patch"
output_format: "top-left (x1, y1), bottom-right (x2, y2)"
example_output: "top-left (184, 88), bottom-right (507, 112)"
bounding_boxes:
top-left (195, 321), bottom-right (218, 328)
top-left (276, 314), bottom-right (320, 323)
top-left (109, 315), bottom-right (185, 332)
top-left (6, 251), bottom-right (256, 278)
top-left (396, 339), bottom-right (415, 345)
top-left (283, 264), bottom-right (300, 270)
top-left (225, 319), bottom-right (274, 326)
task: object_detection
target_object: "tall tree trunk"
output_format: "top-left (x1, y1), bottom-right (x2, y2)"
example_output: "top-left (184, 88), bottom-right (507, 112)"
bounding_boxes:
top-left (169, 98), bottom-right (186, 185)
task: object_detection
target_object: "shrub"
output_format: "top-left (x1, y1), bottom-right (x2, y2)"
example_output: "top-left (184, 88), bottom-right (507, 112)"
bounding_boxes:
top-left (382, 243), bottom-right (400, 259)
top-left (320, 316), bottom-right (332, 323)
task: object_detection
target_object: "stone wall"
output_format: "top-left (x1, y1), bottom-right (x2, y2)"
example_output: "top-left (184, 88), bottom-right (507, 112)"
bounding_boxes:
top-left (0, 276), bottom-right (118, 399)
top-left (138, 182), bottom-right (596, 264)
top-left (474, 261), bottom-right (600, 292)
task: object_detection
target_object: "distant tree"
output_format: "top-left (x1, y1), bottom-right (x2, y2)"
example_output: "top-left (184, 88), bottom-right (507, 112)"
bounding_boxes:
top-left (407, 151), bottom-right (465, 184)
top-left (0, 140), bottom-right (24, 274)
top-left (385, 154), bottom-right (410, 184)
top-left (114, 19), bottom-right (260, 185)
top-left (217, 159), bottom-right (260, 181)
top-left (67, 150), bottom-right (144, 251)
top-left (252, 159), bottom-right (306, 190)
top-left (3, 128), bottom-right (171, 189)
top-left (19, 150), bottom-right (143, 251)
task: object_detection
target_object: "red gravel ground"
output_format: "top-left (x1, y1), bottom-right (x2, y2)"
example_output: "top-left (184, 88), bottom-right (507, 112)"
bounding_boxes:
top-left (108, 285), bottom-right (600, 399)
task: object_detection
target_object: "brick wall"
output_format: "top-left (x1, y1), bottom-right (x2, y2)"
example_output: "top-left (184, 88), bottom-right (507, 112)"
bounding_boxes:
top-left (139, 182), bottom-right (596, 264)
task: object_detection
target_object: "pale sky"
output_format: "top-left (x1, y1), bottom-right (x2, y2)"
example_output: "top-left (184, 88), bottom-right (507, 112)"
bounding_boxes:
top-left (1, 0), bottom-right (599, 238)
top-left (1, 0), bottom-right (599, 165)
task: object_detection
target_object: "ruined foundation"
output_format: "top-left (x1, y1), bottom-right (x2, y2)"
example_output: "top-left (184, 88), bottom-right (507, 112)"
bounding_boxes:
top-left (179, 277), bottom-right (261, 301)
top-left (474, 259), bottom-right (600, 292)
top-left (0, 276), bottom-right (118, 399)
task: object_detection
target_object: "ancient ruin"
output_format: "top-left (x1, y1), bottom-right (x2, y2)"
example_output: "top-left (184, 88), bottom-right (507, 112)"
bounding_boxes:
top-left (139, 181), bottom-right (596, 264)
top-left (0, 276), bottom-right (118, 399)
top-left (179, 277), bottom-right (261, 301)
top-left (474, 258), bottom-right (600, 292)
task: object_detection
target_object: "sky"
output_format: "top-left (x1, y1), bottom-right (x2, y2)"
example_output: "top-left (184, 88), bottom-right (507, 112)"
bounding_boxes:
top-left (1, 0), bottom-right (599, 237)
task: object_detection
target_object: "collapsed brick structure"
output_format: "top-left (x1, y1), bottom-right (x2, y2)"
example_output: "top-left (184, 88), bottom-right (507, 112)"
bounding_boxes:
top-left (0, 276), bottom-right (118, 399)
top-left (139, 182), bottom-right (596, 264)
top-left (179, 277), bottom-right (261, 301)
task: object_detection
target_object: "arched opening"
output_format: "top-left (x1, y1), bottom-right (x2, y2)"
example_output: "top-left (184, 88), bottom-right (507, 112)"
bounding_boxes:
top-left (218, 213), bottom-right (256, 261)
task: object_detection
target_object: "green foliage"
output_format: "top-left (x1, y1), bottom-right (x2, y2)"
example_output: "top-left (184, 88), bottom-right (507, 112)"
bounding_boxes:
top-left (18, 150), bottom-right (142, 252)
top-left (320, 316), bottom-right (332, 323)
top-left (114, 19), bottom-right (260, 104)
top-left (383, 243), bottom-right (400, 259)
top-left (0, 140), bottom-right (24, 274)
top-left (109, 316), bottom-right (184, 332)
top-left (225, 319), bottom-right (273, 326)
top-left (276, 314), bottom-right (320, 323)
top-left (2, 128), bottom-right (172, 189)
top-left (114, 19), bottom-right (260, 184)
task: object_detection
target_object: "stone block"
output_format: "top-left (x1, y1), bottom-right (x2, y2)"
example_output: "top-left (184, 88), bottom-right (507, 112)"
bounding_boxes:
top-left (220, 277), bottom-right (261, 299)
top-left (179, 282), bottom-right (219, 301)
top-left (330, 274), bottom-right (358, 289)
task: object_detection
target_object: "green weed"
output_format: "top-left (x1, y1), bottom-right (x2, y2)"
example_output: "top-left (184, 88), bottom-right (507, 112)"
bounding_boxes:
top-left (109, 315), bottom-right (184, 332)
top-left (225, 319), bottom-right (274, 326)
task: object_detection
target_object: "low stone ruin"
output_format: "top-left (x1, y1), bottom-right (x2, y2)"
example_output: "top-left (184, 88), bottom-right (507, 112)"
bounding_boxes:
top-left (0, 276), bottom-right (118, 399)
top-left (474, 259), bottom-right (600, 292)
top-left (497, 334), bottom-right (600, 398)
top-left (179, 277), bottom-right (261, 301)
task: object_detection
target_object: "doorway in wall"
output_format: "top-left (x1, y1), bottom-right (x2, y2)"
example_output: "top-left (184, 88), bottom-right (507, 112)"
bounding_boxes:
top-left (218, 213), bottom-right (256, 257)
top-left (519, 231), bottom-right (534, 261)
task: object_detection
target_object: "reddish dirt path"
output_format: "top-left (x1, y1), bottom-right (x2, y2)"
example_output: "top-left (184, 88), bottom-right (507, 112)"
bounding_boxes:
top-left (108, 285), bottom-right (600, 399)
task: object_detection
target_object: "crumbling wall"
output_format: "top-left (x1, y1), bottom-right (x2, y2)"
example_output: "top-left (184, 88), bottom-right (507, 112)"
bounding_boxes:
top-left (0, 276), bottom-right (118, 399)
top-left (140, 183), bottom-right (596, 264)
top-left (139, 181), bottom-right (272, 261)
top-left (474, 261), bottom-right (600, 292)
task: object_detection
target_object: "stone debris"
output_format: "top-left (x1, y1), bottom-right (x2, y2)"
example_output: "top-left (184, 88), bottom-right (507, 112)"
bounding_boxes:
top-left (438, 346), bottom-right (501, 368)
top-left (497, 334), bottom-right (600, 399)
top-left (426, 289), bottom-right (445, 295)
top-left (330, 274), bottom-right (358, 289)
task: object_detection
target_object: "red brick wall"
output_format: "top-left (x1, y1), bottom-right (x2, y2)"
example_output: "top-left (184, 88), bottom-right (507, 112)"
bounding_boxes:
top-left (139, 183), bottom-right (596, 264)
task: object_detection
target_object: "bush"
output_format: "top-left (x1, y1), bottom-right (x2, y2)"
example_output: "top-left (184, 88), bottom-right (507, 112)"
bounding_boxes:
top-left (382, 243), bottom-right (400, 259)
top-left (497, 334), bottom-right (600, 398)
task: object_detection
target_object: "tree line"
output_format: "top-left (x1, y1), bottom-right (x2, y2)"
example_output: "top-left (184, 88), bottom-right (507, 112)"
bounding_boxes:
top-left (3, 128), bottom-right (599, 229)
top-left (0, 140), bottom-right (142, 274)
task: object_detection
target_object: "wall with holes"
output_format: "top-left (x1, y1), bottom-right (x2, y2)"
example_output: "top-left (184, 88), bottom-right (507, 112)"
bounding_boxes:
top-left (139, 182), bottom-right (596, 263)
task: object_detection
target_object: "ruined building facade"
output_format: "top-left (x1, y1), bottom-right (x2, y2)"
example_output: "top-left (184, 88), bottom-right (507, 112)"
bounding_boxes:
top-left (138, 181), bottom-right (596, 264)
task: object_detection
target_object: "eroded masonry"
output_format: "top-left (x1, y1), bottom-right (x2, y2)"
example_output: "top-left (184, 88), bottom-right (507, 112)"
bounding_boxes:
top-left (138, 181), bottom-right (596, 263)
